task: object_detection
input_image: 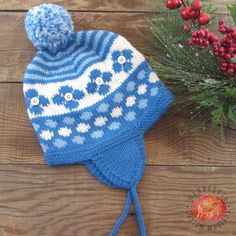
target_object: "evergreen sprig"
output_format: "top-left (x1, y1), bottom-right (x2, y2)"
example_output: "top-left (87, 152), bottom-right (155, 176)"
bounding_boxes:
top-left (147, 10), bottom-right (236, 130)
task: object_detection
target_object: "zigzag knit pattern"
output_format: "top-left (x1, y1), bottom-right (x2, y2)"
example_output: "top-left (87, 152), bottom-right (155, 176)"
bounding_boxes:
top-left (23, 4), bottom-right (174, 236)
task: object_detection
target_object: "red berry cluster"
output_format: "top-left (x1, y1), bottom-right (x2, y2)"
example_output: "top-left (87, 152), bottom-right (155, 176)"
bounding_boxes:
top-left (188, 29), bottom-right (218, 49)
top-left (213, 19), bottom-right (236, 74)
top-left (166, 0), bottom-right (236, 76)
top-left (166, 0), bottom-right (210, 26)
top-left (189, 19), bottom-right (236, 75)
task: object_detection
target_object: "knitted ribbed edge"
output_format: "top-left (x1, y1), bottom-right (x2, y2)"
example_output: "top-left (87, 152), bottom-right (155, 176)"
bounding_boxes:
top-left (45, 85), bottom-right (173, 166)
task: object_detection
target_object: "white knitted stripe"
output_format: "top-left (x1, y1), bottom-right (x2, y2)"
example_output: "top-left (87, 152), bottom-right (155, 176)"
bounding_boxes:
top-left (24, 35), bottom-right (146, 119)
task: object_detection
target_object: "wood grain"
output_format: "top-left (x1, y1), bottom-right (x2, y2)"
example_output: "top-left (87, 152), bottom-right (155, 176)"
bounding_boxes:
top-left (0, 0), bottom-right (232, 14)
top-left (0, 83), bottom-right (236, 166)
top-left (0, 165), bottom-right (235, 236)
top-left (0, 12), bottom-right (152, 82)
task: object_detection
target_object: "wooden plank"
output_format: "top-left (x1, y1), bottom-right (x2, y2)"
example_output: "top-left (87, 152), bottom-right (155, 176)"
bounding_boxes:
top-left (0, 165), bottom-right (235, 235)
top-left (0, 0), bottom-right (158, 11)
top-left (0, 12), bottom-right (151, 83)
top-left (146, 115), bottom-right (236, 166)
top-left (0, 0), bottom-right (232, 13)
top-left (0, 83), bottom-right (236, 166)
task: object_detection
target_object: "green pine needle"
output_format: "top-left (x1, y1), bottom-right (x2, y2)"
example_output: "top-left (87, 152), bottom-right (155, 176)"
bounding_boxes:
top-left (147, 11), bottom-right (236, 131)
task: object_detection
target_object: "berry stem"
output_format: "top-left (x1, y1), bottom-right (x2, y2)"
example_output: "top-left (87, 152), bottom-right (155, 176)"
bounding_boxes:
top-left (181, 0), bottom-right (187, 8)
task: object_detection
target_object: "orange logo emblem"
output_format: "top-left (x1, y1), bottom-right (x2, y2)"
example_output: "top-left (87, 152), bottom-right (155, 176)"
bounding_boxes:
top-left (191, 195), bottom-right (227, 222)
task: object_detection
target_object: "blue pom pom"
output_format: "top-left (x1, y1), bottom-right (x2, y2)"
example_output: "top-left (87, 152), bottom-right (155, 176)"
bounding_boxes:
top-left (25, 3), bottom-right (74, 52)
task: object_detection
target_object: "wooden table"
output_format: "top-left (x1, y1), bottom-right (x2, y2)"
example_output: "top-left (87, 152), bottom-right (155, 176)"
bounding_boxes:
top-left (0, 1), bottom-right (236, 235)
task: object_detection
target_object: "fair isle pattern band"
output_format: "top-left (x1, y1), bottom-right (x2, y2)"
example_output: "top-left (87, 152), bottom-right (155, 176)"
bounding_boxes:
top-left (24, 31), bottom-right (146, 119)
top-left (31, 61), bottom-right (165, 155)
top-left (24, 30), bottom-right (173, 158)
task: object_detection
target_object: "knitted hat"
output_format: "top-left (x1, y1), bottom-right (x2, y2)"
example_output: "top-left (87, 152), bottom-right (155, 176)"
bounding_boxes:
top-left (23, 4), bottom-right (174, 236)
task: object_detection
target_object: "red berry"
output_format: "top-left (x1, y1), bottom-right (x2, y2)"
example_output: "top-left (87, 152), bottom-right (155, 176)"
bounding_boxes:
top-left (166, 0), bottom-right (182, 9)
top-left (225, 53), bottom-right (232, 59)
top-left (227, 68), bottom-right (234, 74)
top-left (219, 26), bottom-right (228, 34)
top-left (220, 63), bottom-right (228, 71)
top-left (229, 63), bottom-right (235, 69)
top-left (219, 47), bottom-right (225, 53)
top-left (226, 33), bottom-right (232, 39)
top-left (192, 31), bottom-right (198, 37)
top-left (226, 38), bottom-right (233, 44)
top-left (229, 27), bottom-right (235, 33)
top-left (208, 33), bottom-right (218, 43)
top-left (221, 62), bottom-right (228, 68)
top-left (204, 29), bottom-right (209, 37)
top-left (219, 19), bottom-right (225, 26)
top-left (181, 7), bottom-right (193, 20)
top-left (203, 40), bottom-right (209, 47)
top-left (212, 44), bottom-right (218, 50)
top-left (231, 30), bottom-right (236, 38)
top-left (229, 46), bottom-right (236, 53)
top-left (198, 12), bottom-right (210, 25)
top-left (191, 0), bottom-right (202, 11)
top-left (191, 10), bottom-right (200, 19)
top-left (198, 29), bottom-right (205, 37)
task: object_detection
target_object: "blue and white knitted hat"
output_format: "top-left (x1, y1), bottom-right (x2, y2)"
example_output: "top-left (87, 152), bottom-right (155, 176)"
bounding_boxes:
top-left (23, 4), bottom-right (173, 236)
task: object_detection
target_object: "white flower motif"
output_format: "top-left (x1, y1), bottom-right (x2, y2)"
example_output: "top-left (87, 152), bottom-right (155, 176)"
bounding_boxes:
top-left (80, 111), bottom-right (93, 120)
top-left (126, 96), bottom-right (136, 107)
top-left (138, 98), bottom-right (148, 109)
top-left (72, 135), bottom-right (85, 145)
top-left (91, 130), bottom-right (104, 139)
top-left (149, 72), bottom-right (159, 83)
top-left (40, 130), bottom-right (54, 140)
top-left (126, 81), bottom-right (135, 91)
top-left (76, 123), bottom-right (90, 133)
top-left (94, 116), bottom-right (107, 127)
top-left (150, 87), bottom-right (158, 96)
top-left (114, 92), bottom-right (124, 103)
top-left (97, 103), bottom-right (109, 113)
top-left (111, 107), bottom-right (122, 118)
top-left (58, 127), bottom-right (72, 137)
top-left (125, 111), bottom-right (136, 121)
top-left (62, 117), bottom-right (75, 125)
top-left (53, 139), bottom-right (67, 149)
top-left (137, 84), bottom-right (147, 95)
top-left (108, 121), bottom-right (121, 130)
top-left (45, 119), bottom-right (57, 128)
